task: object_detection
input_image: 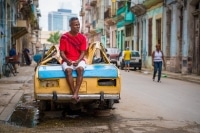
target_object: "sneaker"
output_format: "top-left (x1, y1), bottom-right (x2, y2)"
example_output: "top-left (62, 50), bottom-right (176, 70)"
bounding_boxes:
top-left (152, 78), bottom-right (155, 81)
top-left (157, 80), bottom-right (161, 83)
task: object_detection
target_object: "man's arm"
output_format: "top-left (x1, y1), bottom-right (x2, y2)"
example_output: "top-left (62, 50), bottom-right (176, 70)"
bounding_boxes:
top-left (60, 51), bottom-right (72, 66)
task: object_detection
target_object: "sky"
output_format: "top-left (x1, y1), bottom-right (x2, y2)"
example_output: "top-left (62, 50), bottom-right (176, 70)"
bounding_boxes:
top-left (39, 0), bottom-right (81, 31)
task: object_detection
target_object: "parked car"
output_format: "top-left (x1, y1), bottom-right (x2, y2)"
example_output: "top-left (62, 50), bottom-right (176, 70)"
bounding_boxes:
top-left (34, 41), bottom-right (121, 111)
top-left (106, 48), bottom-right (120, 66)
top-left (117, 50), bottom-right (142, 70)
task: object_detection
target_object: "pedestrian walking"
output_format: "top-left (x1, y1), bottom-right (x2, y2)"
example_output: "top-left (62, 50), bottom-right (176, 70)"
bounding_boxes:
top-left (123, 47), bottom-right (131, 72)
top-left (59, 17), bottom-right (87, 102)
top-left (152, 42), bottom-right (166, 82)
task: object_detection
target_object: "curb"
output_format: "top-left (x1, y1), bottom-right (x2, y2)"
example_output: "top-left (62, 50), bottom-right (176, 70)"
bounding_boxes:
top-left (0, 90), bottom-right (24, 122)
top-left (141, 69), bottom-right (200, 84)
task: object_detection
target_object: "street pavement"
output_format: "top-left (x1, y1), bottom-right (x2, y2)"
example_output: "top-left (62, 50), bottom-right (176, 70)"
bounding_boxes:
top-left (0, 62), bottom-right (36, 122)
top-left (0, 63), bottom-right (200, 122)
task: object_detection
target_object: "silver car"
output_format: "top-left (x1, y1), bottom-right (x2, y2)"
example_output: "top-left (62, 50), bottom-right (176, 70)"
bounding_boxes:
top-left (117, 50), bottom-right (142, 70)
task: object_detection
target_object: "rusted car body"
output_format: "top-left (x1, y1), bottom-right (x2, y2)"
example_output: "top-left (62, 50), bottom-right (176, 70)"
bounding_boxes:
top-left (34, 41), bottom-right (121, 111)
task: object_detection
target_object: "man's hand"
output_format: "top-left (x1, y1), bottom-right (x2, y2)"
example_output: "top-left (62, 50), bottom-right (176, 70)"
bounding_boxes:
top-left (72, 60), bottom-right (80, 67)
top-left (66, 60), bottom-right (72, 66)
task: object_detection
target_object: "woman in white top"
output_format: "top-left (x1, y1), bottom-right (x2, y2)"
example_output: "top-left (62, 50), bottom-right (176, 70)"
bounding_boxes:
top-left (152, 44), bottom-right (166, 82)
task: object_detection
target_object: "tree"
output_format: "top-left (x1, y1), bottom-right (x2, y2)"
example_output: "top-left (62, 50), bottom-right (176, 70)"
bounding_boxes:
top-left (47, 31), bottom-right (61, 45)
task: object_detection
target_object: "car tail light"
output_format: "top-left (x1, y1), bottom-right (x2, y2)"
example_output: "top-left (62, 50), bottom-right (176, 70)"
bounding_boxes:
top-left (98, 79), bottom-right (116, 86)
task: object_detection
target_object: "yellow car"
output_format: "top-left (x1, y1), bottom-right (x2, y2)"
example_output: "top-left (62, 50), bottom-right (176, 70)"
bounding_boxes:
top-left (34, 41), bottom-right (121, 111)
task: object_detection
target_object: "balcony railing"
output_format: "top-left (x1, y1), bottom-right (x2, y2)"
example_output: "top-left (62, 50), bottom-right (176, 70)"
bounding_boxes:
top-left (90, 0), bottom-right (97, 6)
top-left (79, 9), bottom-right (85, 16)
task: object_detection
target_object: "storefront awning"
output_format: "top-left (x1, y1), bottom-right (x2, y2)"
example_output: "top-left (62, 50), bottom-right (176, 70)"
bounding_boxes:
top-left (12, 20), bottom-right (28, 39)
top-left (12, 27), bottom-right (28, 39)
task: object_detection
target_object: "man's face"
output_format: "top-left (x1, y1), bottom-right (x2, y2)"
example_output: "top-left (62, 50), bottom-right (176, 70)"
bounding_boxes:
top-left (70, 20), bottom-right (80, 33)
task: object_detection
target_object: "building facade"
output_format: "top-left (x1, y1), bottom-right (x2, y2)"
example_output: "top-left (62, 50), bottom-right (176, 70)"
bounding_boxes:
top-left (162, 0), bottom-right (200, 75)
top-left (80, 0), bottom-right (200, 75)
top-left (0, 0), bottom-right (41, 78)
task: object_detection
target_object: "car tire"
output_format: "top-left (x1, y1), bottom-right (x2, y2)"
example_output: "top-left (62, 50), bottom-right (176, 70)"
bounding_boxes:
top-left (107, 99), bottom-right (114, 109)
top-left (139, 67), bottom-right (141, 70)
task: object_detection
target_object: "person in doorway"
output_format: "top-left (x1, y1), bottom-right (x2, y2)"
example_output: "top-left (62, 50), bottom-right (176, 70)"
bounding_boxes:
top-left (123, 47), bottom-right (131, 72)
top-left (9, 44), bottom-right (19, 73)
top-left (152, 42), bottom-right (166, 82)
top-left (23, 48), bottom-right (31, 65)
top-left (59, 17), bottom-right (87, 102)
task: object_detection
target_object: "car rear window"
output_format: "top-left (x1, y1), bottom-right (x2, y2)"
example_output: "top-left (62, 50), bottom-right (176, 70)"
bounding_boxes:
top-left (107, 48), bottom-right (120, 54)
top-left (131, 51), bottom-right (140, 57)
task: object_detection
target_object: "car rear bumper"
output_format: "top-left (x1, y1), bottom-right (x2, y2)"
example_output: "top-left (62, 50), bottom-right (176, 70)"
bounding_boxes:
top-left (36, 94), bottom-right (120, 100)
top-left (129, 62), bottom-right (142, 67)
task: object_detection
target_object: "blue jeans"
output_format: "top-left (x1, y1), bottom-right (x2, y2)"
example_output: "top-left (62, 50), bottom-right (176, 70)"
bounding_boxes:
top-left (153, 61), bottom-right (162, 81)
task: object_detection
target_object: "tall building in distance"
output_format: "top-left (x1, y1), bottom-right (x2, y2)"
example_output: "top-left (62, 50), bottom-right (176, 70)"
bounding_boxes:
top-left (48, 9), bottom-right (77, 31)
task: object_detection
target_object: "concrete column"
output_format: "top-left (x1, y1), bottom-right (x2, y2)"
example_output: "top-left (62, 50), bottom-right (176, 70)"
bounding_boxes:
top-left (181, 7), bottom-right (189, 74)
top-left (170, 4), bottom-right (177, 57)
top-left (169, 4), bottom-right (180, 72)
top-left (142, 18), bottom-right (147, 68)
top-left (133, 21), bottom-right (137, 50)
top-left (162, 6), bottom-right (167, 55)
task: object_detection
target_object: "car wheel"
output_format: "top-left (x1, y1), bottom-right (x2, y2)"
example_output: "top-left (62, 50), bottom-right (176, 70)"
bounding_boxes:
top-left (139, 67), bottom-right (141, 70)
top-left (107, 99), bottom-right (114, 109)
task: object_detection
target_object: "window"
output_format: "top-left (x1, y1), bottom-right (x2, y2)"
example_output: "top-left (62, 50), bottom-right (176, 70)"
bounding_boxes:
top-left (131, 51), bottom-right (140, 57)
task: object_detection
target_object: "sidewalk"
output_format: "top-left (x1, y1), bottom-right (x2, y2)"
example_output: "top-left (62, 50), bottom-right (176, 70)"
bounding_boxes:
top-left (140, 68), bottom-right (200, 84)
top-left (0, 62), bottom-right (36, 122)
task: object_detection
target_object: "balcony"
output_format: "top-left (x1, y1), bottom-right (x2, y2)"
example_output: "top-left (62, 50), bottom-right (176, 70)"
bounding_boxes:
top-left (36, 9), bottom-right (41, 17)
top-left (85, 3), bottom-right (91, 11)
top-left (130, 4), bottom-right (146, 16)
top-left (33, 0), bottom-right (39, 7)
top-left (105, 18), bottom-right (116, 26)
top-left (85, 22), bottom-right (91, 28)
top-left (79, 9), bottom-right (85, 17)
top-left (90, 0), bottom-right (97, 6)
top-left (143, 0), bottom-right (163, 9)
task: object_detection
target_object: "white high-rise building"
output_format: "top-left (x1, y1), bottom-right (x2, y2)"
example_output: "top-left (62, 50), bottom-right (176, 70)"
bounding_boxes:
top-left (48, 9), bottom-right (77, 31)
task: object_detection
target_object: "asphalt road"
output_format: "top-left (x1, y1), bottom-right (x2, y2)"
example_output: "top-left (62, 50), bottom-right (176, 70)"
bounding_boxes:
top-left (113, 70), bottom-right (200, 132)
top-left (0, 69), bottom-right (200, 133)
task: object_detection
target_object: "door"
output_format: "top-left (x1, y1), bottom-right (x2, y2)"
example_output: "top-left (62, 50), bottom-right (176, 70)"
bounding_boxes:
top-left (193, 15), bottom-right (200, 75)
top-left (148, 18), bottom-right (152, 56)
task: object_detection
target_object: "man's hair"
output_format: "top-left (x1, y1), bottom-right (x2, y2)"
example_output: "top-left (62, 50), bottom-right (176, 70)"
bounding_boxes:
top-left (69, 17), bottom-right (79, 25)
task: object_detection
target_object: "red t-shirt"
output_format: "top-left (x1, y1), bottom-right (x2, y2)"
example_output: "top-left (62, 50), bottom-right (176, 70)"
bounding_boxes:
top-left (59, 32), bottom-right (87, 61)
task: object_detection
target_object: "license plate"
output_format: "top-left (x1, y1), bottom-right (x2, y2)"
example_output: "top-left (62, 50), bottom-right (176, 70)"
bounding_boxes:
top-left (130, 60), bottom-right (136, 63)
